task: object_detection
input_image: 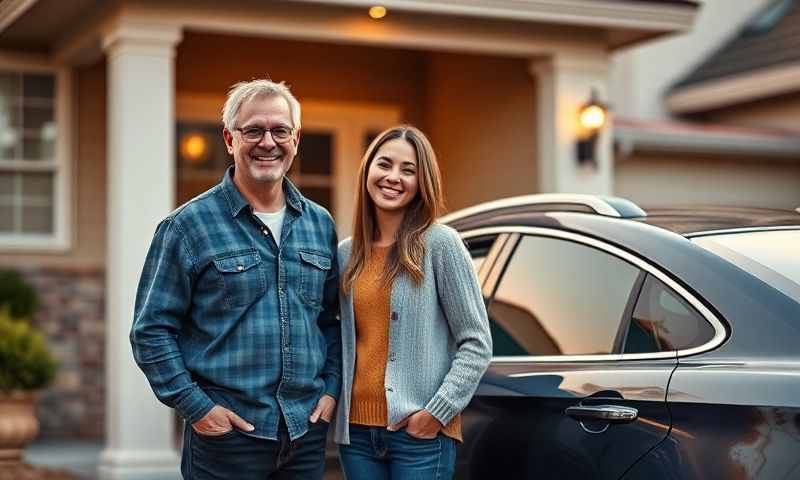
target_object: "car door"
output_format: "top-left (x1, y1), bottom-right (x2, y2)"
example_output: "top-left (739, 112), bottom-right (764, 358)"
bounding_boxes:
top-left (457, 228), bottom-right (677, 480)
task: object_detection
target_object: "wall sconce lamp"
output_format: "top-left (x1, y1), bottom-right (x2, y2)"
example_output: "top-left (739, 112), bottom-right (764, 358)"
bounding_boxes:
top-left (180, 132), bottom-right (210, 166)
top-left (576, 89), bottom-right (609, 168)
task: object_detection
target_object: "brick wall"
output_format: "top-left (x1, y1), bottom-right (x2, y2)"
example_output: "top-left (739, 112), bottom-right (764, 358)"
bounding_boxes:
top-left (22, 268), bottom-right (105, 440)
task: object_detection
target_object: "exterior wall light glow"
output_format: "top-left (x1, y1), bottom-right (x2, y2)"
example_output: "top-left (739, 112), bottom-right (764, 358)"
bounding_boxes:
top-left (180, 132), bottom-right (210, 165)
top-left (369, 6), bottom-right (387, 19)
top-left (576, 89), bottom-right (609, 168)
top-left (579, 104), bottom-right (606, 131)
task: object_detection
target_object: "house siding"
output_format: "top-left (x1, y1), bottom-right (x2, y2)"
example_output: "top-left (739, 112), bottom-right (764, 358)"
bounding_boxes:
top-left (615, 153), bottom-right (800, 209)
top-left (426, 51), bottom-right (538, 211)
top-left (703, 91), bottom-right (800, 131)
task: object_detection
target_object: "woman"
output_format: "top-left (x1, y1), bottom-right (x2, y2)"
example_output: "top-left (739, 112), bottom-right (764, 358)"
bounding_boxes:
top-left (334, 125), bottom-right (492, 479)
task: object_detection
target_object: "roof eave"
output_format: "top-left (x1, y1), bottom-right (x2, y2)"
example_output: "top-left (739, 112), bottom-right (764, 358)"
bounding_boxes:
top-left (667, 62), bottom-right (800, 115)
top-left (615, 122), bottom-right (800, 159)
top-left (288, 0), bottom-right (698, 34)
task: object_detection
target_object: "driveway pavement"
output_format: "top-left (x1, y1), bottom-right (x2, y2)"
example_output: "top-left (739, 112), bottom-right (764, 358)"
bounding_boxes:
top-left (24, 440), bottom-right (345, 480)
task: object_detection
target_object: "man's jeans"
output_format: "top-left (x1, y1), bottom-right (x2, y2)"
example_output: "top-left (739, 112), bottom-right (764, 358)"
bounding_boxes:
top-left (338, 424), bottom-right (456, 480)
top-left (181, 418), bottom-right (329, 479)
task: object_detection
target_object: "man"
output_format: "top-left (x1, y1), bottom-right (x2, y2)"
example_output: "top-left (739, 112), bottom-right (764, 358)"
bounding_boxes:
top-left (130, 79), bottom-right (340, 479)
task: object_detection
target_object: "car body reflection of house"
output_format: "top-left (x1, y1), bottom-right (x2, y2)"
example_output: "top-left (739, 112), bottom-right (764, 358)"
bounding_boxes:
top-left (0, 1), bottom-right (796, 479)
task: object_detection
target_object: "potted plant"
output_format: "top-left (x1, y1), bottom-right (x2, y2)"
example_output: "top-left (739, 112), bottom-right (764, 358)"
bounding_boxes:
top-left (0, 270), bottom-right (38, 319)
top-left (0, 271), bottom-right (56, 464)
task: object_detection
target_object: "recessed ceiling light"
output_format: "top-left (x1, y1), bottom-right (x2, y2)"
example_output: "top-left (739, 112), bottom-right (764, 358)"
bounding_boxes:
top-left (369, 6), bottom-right (387, 19)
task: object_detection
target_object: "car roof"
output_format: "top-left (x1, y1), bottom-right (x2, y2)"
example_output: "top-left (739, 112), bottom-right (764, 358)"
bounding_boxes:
top-left (635, 206), bottom-right (800, 235)
top-left (442, 194), bottom-right (800, 237)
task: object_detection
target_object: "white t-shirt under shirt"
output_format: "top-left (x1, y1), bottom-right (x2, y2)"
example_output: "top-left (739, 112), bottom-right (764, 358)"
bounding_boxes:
top-left (255, 205), bottom-right (287, 247)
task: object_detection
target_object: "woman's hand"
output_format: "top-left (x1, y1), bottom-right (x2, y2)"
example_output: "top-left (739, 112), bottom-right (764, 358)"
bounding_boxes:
top-left (388, 409), bottom-right (442, 439)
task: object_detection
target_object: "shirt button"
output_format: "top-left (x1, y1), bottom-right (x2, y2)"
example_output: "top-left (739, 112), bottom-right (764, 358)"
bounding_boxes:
top-left (262, 228), bottom-right (269, 236)
top-left (237, 265), bottom-right (244, 271)
top-left (386, 386), bottom-right (394, 392)
top-left (391, 312), bottom-right (398, 321)
top-left (389, 353), bottom-right (396, 362)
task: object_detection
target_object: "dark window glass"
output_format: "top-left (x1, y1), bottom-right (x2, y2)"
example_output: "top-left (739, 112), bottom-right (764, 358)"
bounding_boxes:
top-left (21, 205), bottom-right (53, 233)
top-left (0, 96), bottom-right (20, 133)
top-left (23, 74), bottom-right (54, 99)
top-left (297, 132), bottom-right (332, 175)
top-left (489, 235), bottom-right (640, 356)
top-left (303, 187), bottom-right (332, 213)
top-left (0, 205), bottom-right (12, 232)
top-left (625, 275), bottom-right (715, 353)
top-left (22, 136), bottom-right (55, 161)
top-left (22, 105), bottom-right (53, 131)
top-left (464, 235), bottom-right (496, 274)
top-left (364, 131), bottom-right (381, 150)
top-left (0, 73), bottom-right (20, 99)
top-left (0, 140), bottom-right (17, 160)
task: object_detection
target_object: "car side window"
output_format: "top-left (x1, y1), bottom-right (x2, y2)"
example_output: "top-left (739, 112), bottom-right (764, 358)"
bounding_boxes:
top-left (624, 275), bottom-right (715, 353)
top-left (487, 235), bottom-right (641, 356)
top-left (464, 235), bottom-right (497, 275)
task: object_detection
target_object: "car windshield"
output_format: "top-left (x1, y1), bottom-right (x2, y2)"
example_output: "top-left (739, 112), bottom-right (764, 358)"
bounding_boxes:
top-left (693, 229), bottom-right (800, 303)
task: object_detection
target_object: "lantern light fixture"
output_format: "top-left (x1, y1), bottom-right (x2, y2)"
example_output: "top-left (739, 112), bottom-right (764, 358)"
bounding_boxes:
top-left (576, 89), bottom-right (609, 168)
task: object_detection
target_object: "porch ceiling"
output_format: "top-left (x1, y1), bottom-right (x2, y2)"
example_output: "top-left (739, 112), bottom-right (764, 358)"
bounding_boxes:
top-left (0, 0), bottom-right (698, 62)
top-left (0, 0), bottom-right (106, 53)
top-left (290, 0), bottom-right (698, 33)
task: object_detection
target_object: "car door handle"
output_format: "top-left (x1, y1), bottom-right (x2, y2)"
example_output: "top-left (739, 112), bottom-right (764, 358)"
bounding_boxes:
top-left (565, 405), bottom-right (639, 423)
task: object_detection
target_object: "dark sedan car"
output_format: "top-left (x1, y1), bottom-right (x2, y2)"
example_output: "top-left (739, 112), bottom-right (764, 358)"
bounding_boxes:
top-left (439, 195), bottom-right (800, 480)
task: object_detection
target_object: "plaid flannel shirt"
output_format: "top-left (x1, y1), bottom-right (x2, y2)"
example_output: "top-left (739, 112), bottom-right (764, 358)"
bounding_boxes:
top-left (130, 167), bottom-right (340, 440)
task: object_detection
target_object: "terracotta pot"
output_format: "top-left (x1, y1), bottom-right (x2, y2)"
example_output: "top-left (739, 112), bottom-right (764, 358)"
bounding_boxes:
top-left (0, 391), bottom-right (39, 463)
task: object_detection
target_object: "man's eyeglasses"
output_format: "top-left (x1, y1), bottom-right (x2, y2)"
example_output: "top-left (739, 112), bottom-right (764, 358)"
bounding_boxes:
top-left (235, 126), bottom-right (294, 144)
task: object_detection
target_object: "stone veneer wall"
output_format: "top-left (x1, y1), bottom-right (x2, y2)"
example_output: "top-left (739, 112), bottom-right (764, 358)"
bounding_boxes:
top-left (20, 268), bottom-right (105, 440)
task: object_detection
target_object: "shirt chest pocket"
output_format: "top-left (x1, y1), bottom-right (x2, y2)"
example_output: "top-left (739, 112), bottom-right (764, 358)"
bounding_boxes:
top-left (212, 250), bottom-right (267, 309)
top-left (298, 250), bottom-right (332, 308)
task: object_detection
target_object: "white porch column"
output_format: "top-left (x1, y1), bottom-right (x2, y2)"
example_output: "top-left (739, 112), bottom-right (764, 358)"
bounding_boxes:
top-left (530, 51), bottom-right (613, 194)
top-left (99, 21), bottom-right (182, 480)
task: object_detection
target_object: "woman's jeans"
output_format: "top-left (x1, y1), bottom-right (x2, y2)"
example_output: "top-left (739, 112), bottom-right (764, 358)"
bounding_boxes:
top-left (338, 424), bottom-right (456, 480)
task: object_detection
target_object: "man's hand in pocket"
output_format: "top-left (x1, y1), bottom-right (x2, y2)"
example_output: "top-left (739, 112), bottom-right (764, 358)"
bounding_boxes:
top-left (192, 405), bottom-right (255, 436)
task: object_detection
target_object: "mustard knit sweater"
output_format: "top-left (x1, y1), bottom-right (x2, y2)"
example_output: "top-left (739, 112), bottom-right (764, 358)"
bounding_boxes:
top-left (350, 245), bottom-right (462, 441)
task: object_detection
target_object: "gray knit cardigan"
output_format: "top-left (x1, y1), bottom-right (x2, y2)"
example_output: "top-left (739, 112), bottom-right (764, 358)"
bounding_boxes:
top-left (333, 223), bottom-right (492, 445)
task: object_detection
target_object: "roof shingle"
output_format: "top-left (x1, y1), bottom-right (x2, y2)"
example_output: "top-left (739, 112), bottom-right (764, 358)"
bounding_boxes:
top-left (671, 0), bottom-right (800, 90)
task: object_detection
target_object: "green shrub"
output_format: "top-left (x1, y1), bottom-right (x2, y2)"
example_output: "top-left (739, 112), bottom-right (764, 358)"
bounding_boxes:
top-left (0, 308), bottom-right (56, 391)
top-left (0, 270), bottom-right (39, 319)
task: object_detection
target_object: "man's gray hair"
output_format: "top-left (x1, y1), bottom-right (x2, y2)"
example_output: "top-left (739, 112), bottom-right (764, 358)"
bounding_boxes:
top-left (221, 79), bottom-right (301, 131)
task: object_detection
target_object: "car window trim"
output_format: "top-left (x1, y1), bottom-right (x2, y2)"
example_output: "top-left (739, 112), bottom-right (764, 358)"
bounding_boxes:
top-left (457, 226), bottom-right (728, 363)
top-left (469, 232), bottom-right (510, 286)
top-left (613, 270), bottom-right (648, 354)
top-left (686, 225), bottom-right (800, 239)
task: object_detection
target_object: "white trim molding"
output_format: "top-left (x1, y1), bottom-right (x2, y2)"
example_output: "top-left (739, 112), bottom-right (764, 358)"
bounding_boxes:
top-left (290, 0), bottom-right (698, 32)
top-left (667, 62), bottom-right (800, 115)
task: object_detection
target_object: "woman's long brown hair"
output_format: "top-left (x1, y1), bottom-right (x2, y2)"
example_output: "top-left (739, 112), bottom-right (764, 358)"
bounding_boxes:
top-left (342, 125), bottom-right (445, 292)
